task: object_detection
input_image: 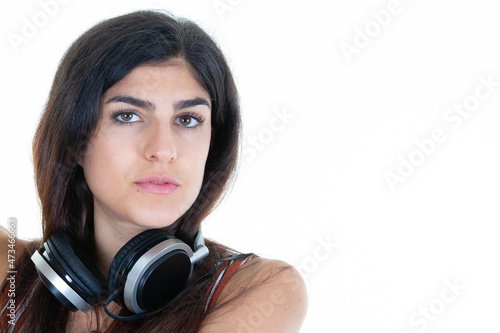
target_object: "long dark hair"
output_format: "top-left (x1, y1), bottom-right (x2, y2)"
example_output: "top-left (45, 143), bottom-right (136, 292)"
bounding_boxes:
top-left (5, 9), bottom-right (246, 332)
top-left (34, 9), bottom-right (240, 244)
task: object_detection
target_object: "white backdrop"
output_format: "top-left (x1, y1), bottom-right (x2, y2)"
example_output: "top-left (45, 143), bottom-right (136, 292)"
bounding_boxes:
top-left (1, 0), bottom-right (500, 332)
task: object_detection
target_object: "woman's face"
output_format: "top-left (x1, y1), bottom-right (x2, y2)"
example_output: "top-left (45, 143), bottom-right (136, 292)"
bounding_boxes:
top-left (80, 59), bottom-right (212, 232)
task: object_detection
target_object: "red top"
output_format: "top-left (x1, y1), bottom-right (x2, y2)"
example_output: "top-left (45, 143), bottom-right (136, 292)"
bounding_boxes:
top-left (204, 256), bottom-right (252, 313)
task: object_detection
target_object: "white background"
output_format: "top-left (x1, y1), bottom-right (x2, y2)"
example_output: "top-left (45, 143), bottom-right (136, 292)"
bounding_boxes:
top-left (1, 0), bottom-right (500, 332)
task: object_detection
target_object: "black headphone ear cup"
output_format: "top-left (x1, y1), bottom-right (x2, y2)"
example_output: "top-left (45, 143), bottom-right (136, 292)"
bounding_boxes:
top-left (107, 229), bottom-right (166, 295)
top-left (107, 229), bottom-right (194, 313)
top-left (47, 233), bottom-right (108, 304)
top-left (134, 248), bottom-right (192, 312)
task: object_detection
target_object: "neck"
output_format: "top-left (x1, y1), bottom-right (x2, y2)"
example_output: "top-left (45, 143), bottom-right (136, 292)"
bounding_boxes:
top-left (92, 212), bottom-right (147, 277)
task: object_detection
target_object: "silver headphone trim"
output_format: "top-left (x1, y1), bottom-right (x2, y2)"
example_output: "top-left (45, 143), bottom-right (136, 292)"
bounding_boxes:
top-left (190, 244), bottom-right (209, 265)
top-left (31, 250), bottom-right (93, 312)
top-left (192, 228), bottom-right (209, 266)
top-left (123, 238), bottom-right (193, 313)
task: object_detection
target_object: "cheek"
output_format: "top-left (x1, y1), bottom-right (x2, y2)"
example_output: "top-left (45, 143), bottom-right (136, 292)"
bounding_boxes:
top-left (82, 138), bottom-right (130, 192)
top-left (82, 152), bottom-right (106, 195)
top-left (195, 133), bottom-right (212, 174)
top-left (182, 135), bottom-right (212, 193)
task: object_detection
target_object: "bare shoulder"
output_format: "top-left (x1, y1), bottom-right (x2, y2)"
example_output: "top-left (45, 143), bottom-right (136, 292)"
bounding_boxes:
top-left (0, 224), bottom-right (31, 282)
top-left (201, 257), bottom-right (309, 333)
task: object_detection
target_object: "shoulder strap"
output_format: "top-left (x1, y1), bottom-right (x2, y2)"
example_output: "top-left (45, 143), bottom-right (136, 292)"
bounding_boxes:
top-left (204, 255), bottom-right (252, 313)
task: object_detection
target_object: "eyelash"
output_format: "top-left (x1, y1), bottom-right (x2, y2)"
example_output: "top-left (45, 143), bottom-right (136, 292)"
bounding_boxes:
top-left (177, 112), bottom-right (205, 129)
top-left (110, 110), bottom-right (206, 129)
top-left (111, 110), bottom-right (140, 125)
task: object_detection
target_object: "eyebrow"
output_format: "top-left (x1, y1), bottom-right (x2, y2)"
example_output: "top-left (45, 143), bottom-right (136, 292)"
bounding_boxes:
top-left (174, 97), bottom-right (211, 111)
top-left (105, 95), bottom-right (211, 112)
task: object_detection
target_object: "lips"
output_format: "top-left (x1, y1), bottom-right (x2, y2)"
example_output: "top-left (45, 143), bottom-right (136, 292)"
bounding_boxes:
top-left (134, 176), bottom-right (179, 194)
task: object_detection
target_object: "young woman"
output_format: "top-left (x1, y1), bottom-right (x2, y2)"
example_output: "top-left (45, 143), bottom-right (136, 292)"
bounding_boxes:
top-left (0, 10), bottom-right (307, 332)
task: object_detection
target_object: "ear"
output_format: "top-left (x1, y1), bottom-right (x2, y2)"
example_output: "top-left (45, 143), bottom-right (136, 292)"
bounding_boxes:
top-left (76, 138), bottom-right (92, 168)
top-left (76, 147), bottom-right (86, 168)
top-left (77, 155), bottom-right (83, 167)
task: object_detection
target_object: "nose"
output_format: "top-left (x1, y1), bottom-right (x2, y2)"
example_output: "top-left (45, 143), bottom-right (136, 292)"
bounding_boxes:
top-left (144, 123), bottom-right (177, 162)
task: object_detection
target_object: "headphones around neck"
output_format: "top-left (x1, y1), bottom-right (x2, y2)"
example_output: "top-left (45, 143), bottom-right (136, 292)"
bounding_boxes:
top-left (30, 228), bottom-right (209, 316)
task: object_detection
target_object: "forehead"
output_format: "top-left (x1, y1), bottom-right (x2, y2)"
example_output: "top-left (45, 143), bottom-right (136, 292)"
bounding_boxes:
top-left (103, 59), bottom-right (209, 100)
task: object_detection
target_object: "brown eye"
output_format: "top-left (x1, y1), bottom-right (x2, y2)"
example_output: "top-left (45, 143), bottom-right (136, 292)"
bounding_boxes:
top-left (179, 116), bottom-right (192, 126)
top-left (120, 113), bottom-right (134, 121)
top-left (114, 112), bottom-right (140, 123)
top-left (175, 113), bottom-right (203, 128)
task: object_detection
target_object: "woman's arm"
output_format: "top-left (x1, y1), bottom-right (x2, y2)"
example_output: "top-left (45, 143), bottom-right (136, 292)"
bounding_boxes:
top-left (200, 259), bottom-right (309, 333)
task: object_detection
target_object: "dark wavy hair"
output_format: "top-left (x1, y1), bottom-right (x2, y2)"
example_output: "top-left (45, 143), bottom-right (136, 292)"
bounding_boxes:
top-left (6, 9), bottom-right (246, 332)
top-left (34, 9), bottom-right (240, 244)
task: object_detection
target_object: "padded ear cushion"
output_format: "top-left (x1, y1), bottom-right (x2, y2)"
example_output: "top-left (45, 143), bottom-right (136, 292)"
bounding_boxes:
top-left (107, 229), bottom-right (169, 294)
top-left (47, 233), bottom-right (108, 303)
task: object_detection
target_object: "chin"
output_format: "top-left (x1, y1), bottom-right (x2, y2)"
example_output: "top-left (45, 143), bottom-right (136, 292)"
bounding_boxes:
top-left (129, 211), bottom-right (183, 229)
